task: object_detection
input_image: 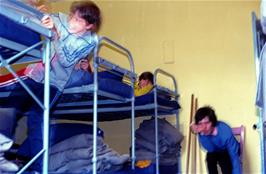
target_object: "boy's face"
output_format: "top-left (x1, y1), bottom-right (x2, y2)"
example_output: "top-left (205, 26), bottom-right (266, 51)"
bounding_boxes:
top-left (196, 117), bottom-right (214, 135)
top-left (68, 12), bottom-right (93, 35)
top-left (79, 59), bottom-right (89, 71)
top-left (139, 79), bottom-right (150, 88)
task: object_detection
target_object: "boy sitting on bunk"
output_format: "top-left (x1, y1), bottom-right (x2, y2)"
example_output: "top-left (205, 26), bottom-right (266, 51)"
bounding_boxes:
top-left (0, 0), bottom-right (101, 171)
top-left (134, 71), bottom-right (154, 96)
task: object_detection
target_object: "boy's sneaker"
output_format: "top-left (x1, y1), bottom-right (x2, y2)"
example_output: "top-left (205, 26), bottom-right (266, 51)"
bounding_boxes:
top-left (0, 157), bottom-right (19, 172)
top-left (0, 134), bottom-right (13, 153)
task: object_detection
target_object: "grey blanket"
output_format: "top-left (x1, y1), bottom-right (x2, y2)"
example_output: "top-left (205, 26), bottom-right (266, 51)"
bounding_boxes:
top-left (135, 118), bottom-right (183, 165)
top-left (49, 133), bottom-right (129, 173)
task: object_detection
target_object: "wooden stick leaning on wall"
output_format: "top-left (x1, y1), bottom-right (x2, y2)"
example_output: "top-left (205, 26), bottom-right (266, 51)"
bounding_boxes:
top-left (193, 98), bottom-right (198, 173)
top-left (186, 94), bottom-right (195, 173)
top-left (186, 94), bottom-right (199, 173)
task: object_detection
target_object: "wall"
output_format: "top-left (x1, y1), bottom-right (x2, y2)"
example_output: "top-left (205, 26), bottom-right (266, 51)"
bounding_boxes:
top-left (51, 1), bottom-right (261, 173)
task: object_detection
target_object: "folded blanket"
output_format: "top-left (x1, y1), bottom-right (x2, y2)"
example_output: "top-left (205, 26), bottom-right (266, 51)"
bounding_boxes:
top-left (135, 118), bottom-right (183, 166)
top-left (49, 133), bottom-right (129, 173)
top-left (136, 118), bottom-right (183, 146)
top-left (49, 133), bottom-right (104, 154)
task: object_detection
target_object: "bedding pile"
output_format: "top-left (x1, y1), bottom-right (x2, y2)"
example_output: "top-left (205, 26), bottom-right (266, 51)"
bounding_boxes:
top-left (49, 133), bottom-right (129, 173)
top-left (135, 117), bottom-right (183, 165)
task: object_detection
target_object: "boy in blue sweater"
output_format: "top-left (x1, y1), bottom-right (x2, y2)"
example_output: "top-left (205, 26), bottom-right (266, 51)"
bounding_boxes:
top-left (190, 106), bottom-right (241, 174)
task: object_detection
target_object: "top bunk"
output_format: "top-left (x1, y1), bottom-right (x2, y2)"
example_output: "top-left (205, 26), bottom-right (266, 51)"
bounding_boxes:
top-left (0, 35), bottom-right (180, 121)
top-left (0, 0), bottom-right (180, 122)
top-left (0, 0), bottom-right (52, 66)
top-left (51, 36), bottom-right (180, 121)
top-left (51, 67), bottom-right (180, 121)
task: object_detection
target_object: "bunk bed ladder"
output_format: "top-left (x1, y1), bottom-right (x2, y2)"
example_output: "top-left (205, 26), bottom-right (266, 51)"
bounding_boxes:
top-left (153, 69), bottom-right (180, 174)
top-left (0, 1), bottom-right (53, 173)
top-left (92, 36), bottom-right (136, 174)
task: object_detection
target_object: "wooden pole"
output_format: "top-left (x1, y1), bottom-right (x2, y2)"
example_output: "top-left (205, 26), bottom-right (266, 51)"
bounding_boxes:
top-left (193, 98), bottom-right (198, 173)
top-left (186, 94), bottom-right (195, 173)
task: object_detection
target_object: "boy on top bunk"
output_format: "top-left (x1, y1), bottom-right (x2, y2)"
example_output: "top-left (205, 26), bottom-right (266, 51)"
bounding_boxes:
top-left (134, 71), bottom-right (154, 96)
top-left (0, 0), bottom-right (101, 171)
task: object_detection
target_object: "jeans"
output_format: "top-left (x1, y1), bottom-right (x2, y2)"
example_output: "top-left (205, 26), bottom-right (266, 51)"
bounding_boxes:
top-left (206, 151), bottom-right (232, 174)
top-left (0, 78), bottom-right (60, 171)
top-left (0, 108), bottom-right (16, 138)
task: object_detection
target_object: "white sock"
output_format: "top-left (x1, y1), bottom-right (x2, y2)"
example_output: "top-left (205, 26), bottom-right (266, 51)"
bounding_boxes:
top-left (0, 134), bottom-right (13, 152)
top-left (0, 156), bottom-right (19, 172)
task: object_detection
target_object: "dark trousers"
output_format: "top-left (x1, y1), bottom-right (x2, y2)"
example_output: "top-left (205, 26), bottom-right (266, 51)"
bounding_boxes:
top-left (206, 151), bottom-right (232, 174)
top-left (0, 78), bottom-right (60, 171)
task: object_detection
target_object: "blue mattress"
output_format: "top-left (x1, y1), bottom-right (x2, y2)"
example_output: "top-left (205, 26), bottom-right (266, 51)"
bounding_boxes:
top-left (52, 87), bottom-right (180, 121)
top-left (0, 73), bottom-right (179, 121)
top-left (0, 15), bottom-right (41, 47)
top-left (106, 164), bottom-right (178, 174)
top-left (0, 14), bottom-right (41, 59)
top-left (61, 77), bottom-right (133, 100)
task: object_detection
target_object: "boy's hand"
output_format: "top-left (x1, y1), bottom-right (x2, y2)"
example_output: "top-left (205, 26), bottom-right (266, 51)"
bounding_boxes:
top-left (41, 15), bottom-right (54, 29)
top-left (190, 123), bottom-right (200, 134)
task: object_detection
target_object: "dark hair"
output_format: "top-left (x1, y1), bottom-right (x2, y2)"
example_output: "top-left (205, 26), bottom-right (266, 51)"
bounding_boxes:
top-left (195, 106), bottom-right (217, 127)
top-left (70, 1), bottom-right (101, 32)
top-left (139, 71), bottom-right (154, 84)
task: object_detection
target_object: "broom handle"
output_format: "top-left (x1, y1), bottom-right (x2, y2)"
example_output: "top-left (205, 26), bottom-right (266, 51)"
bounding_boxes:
top-left (193, 98), bottom-right (198, 173)
top-left (186, 94), bottom-right (195, 173)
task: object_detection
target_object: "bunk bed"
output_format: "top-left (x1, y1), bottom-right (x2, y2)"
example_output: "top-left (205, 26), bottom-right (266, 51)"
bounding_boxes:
top-left (50, 63), bottom-right (181, 174)
top-left (43, 36), bottom-right (180, 174)
top-left (0, 1), bottom-right (181, 174)
top-left (0, 0), bottom-right (52, 174)
top-left (251, 12), bottom-right (266, 174)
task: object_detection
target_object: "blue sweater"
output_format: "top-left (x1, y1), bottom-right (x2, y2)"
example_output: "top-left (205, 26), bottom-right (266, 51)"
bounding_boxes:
top-left (198, 121), bottom-right (241, 174)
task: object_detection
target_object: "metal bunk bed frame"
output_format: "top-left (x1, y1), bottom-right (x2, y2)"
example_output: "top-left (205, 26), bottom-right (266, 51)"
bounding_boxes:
top-left (50, 36), bottom-right (180, 174)
top-left (0, 1), bottom-right (181, 174)
top-left (0, 0), bottom-right (52, 173)
top-left (153, 69), bottom-right (180, 174)
top-left (91, 36), bottom-right (136, 174)
top-left (251, 11), bottom-right (266, 174)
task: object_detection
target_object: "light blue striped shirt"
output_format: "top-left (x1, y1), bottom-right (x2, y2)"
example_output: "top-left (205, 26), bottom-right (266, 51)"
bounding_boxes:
top-left (26, 12), bottom-right (98, 91)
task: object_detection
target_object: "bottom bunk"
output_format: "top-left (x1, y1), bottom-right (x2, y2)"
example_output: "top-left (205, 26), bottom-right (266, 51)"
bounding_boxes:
top-left (7, 117), bottom-right (183, 174)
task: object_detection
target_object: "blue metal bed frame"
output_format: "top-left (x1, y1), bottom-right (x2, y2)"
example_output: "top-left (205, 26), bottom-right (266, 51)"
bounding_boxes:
top-left (0, 0), bottom-right (52, 174)
top-left (251, 12), bottom-right (266, 174)
top-left (50, 67), bottom-right (180, 174)
top-left (0, 1), bottom-right (181, 174)
top-left (92, 36), bottom-right (136, 174)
